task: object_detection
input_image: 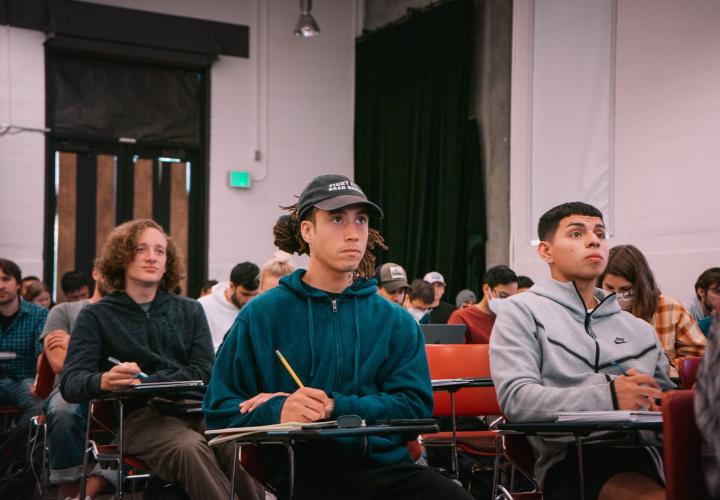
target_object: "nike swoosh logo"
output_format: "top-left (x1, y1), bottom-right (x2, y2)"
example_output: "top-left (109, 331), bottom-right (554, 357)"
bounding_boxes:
top-left (614, 338), bottom-right (629, 344)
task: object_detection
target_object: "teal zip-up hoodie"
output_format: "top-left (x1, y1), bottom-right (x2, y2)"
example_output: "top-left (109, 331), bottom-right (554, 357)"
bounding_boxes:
top-left (203, 269), bottom-right (433, 471)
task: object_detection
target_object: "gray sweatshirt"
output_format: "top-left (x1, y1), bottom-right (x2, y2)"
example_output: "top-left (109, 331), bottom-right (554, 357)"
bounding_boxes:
top-left (489, 279), bottom-right (675, 484)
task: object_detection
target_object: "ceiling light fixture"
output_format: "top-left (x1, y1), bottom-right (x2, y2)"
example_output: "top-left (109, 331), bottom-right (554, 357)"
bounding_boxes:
top-left (295, 0), bottom-right (320, 38)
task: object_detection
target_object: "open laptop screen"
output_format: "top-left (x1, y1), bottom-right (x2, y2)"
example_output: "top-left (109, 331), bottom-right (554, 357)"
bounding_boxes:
top-left (420, 324), bottom-right (466, 344)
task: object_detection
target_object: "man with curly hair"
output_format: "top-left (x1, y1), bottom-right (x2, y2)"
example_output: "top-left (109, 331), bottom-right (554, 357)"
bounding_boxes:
top-left (61, 219), bottom-right (264, 500)
top-left (204, 175), bottom-right (473, 500)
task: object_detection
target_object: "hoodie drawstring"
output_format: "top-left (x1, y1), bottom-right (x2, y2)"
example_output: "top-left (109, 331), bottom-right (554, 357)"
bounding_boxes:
top-left (306, 297), bottom-right (316, 377)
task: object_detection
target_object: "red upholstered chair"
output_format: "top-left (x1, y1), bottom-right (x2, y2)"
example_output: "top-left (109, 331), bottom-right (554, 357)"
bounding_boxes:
top-left (662, 389), bottom-right (709, 500)
top-left (677, 357), bottom-right (702, 389)
top-left (30, 351), bottom-right (55, 400)
top-left (421, 344), bottom-right (539, 498)
top-left (421, 344), bottom-right (499, 469)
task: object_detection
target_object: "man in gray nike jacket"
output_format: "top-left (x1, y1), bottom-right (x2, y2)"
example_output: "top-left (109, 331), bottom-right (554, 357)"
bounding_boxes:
top-left (490, 202), bottom-right (673, 500)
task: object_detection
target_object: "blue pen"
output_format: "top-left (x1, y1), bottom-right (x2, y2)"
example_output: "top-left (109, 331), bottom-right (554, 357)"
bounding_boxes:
top-left (107, 356), bottom-right (148, 379)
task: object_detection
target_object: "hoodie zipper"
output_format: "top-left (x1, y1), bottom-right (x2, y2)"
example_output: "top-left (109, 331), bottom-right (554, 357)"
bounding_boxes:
top-left (572, 282), bottom-right (614, 373)
top-left (330, 299), bottom-right (341, 386)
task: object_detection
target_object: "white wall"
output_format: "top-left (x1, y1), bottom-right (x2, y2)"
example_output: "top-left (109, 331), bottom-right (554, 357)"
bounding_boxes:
top-left (0, 27), bottom-right (46, 277)
top-left (0, 0), bottom-right (357, 281)
top-left (511, 0), bottom-right (720, 303)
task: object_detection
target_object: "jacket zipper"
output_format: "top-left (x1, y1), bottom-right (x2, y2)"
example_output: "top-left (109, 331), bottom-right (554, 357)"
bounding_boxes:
top-left (572, 282), bottom-right (614, 373)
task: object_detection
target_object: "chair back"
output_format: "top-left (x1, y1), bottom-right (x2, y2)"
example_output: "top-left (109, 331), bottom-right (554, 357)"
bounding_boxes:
top-left (31, 352), bottom-right (55, 399)
top-left (677, 356), bottom-right (701, 389)
top-left (90, 400), bottom-right (119, 430)
top-left (662, 389), bottom-right (709, 500)
top-left (425, 343), bottom-right (500, 416)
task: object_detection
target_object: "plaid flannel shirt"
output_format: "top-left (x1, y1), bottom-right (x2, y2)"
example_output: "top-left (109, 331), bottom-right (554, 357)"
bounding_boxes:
top-left (652, 294), bottom-right (705, 377)
top-left (0, 299), bottom-right (48, 380)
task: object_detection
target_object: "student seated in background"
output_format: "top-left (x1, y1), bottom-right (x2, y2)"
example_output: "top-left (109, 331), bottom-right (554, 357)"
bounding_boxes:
top-left (0, 258), bottom-right (47, 431)
top-left (689, 267), bottom-right (720, 335)
top-left (42, 266), bottom-right (111, 499)
top-left (449, 265), bottom-right (517, 344)
top-left (204, 174), bottom-right (472, 500)
top-left (23, 280), bottom-right (53, 309)
top-left (695, 314), bottom-right (720, 496)
top-left (61, 219), bottom-right (264, 500)
top-left (375, 262), bottom-right (409, 305)
top-left (198, 261), bottom-right (259, 352)
top-left (405, 278), bottom-right (436, 322)
top-left (60, 270), bottom-right (92, 302)
top-left (20, 275), bottom-right (41, 297)
top-left (197, 279), bottom-right (218, 298)
top-left (422, 271), bottom-right (456, 323)
top-left (490, 202), bottom-right (674, 500)
top-left (600, 244), bottom-right (705, 377)
top-left (455, 289), bottom-right (477, 308)
top-left (258, 250), bottom-right (294, 293)
top-left (516, 275), bottom-right (534, 293)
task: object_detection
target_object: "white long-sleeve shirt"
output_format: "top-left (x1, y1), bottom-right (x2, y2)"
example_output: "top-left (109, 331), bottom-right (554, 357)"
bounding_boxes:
top-left (197, 282), bottom-right (239, 352)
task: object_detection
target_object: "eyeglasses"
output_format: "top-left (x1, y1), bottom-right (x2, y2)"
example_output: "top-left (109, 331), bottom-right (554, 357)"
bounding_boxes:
top-left (617, 290), bottom-right (634, 300)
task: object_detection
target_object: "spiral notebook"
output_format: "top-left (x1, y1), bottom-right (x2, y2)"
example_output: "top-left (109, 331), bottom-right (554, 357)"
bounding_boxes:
top-left (554, 410), bottom-right (662, 423)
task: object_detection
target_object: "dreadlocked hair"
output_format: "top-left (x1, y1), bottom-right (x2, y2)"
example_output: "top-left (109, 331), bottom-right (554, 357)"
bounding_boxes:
top-left (272, 203), bottom-right (388, 279)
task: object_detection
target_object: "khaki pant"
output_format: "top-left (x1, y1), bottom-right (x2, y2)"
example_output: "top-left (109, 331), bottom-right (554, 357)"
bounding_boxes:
top-left (123, 406), bottom-right (265, 500)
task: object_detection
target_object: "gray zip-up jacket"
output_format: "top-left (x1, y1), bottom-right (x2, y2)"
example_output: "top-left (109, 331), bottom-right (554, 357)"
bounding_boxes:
top-left (489, 279), bottom-right (675, 484)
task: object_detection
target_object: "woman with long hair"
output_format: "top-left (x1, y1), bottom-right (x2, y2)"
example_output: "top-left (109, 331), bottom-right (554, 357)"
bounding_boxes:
top-left (23, 280), bottom-right (53, 309)
top-left (599, 244), bottom-right (705, 376)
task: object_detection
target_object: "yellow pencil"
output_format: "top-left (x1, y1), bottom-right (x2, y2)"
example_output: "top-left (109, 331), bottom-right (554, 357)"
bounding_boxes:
top-left (275, 350), bottom-right (305, 388)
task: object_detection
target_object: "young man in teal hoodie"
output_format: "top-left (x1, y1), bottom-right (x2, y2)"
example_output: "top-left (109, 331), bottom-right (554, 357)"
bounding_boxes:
top-left (204, 175), bottom-right (472, 500)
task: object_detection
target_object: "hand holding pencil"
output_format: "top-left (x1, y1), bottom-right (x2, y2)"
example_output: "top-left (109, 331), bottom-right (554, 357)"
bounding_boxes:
top-left (275, 349), bottom-right (334, 423)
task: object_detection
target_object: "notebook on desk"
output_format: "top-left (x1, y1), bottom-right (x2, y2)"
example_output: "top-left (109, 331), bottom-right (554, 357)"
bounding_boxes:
top-left (420, 324), bottom-right (466, 344)
top-left (554, 410), bottom-right (662, 423)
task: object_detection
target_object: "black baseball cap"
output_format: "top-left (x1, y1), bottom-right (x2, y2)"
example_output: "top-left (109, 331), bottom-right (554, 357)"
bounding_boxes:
top-left (297, 174), bottom-right (383, 221)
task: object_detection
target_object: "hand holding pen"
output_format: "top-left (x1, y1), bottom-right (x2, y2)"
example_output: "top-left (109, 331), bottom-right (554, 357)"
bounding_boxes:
top-left (100, 356), bottom-right (148, 391)
top-left (612, 363), bottom-right (662, 411)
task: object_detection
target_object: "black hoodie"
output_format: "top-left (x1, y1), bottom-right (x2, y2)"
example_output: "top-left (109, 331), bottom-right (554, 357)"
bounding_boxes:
top-left (61, 290), bottom-right (214, 412)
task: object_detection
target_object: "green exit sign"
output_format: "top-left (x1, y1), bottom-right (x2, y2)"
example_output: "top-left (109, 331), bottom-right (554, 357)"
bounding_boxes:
top-left (228, 171), bottom-right (252, 189)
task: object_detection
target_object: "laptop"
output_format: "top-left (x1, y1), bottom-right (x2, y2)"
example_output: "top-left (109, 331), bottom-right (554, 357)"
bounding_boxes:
top-left (420, 324), bottom-right (466, 344)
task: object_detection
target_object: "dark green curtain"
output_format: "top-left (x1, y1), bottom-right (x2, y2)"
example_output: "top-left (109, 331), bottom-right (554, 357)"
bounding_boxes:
top-left (355, 0), bottom-right (485, 299)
